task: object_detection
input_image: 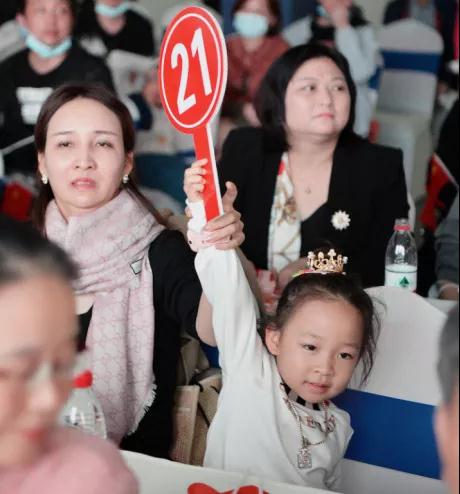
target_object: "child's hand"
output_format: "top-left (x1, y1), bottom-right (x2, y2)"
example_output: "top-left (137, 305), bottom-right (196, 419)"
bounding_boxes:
top-left (184, 159), bottom-right (208, 203)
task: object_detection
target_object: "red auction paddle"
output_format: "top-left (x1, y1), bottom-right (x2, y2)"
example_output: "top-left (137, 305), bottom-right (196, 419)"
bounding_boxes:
top-left (159, 6), bottom-right (228, 221)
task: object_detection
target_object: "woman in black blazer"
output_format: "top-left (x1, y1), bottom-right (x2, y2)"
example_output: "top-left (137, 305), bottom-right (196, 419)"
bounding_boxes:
top-left (217, 43), bottom-right (409, 289)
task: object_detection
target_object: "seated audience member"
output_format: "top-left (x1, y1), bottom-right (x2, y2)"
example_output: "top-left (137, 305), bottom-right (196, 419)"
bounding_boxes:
top-left (435, 194), bottom-right (459, 301)
top-left (435, 306), bottom-right (459, 494)
top-left (210, 44), bottom-right (409, 300)
top-left (75, 0), bottom-right (155, 58)
top-left (223, 0), bottom-right (289, 126)
top-left (32, 83), bottom-right (245, 458)
top-left (383, 0), bottom-right (458, 88)
top-left (419, 99), bottom-right (459, 295)
top-left (283, 0), bottom-right (379, 137)
top-left (0, 0), bottom-right (113, 177)
top-left (0, 217), bottom-right (137, 494)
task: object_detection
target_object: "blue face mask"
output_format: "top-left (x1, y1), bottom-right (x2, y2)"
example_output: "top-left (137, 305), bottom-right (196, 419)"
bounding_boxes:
top-left (234, 12), bottom-right (270, 39)
top-left (25, 33), bottom-right (72, 59)
top-left (316, 5), bottom-right (331, 19)
top-left (18, 25), bottom-right (29, 39)
top-left (95, 2), bottom-right (130, 18)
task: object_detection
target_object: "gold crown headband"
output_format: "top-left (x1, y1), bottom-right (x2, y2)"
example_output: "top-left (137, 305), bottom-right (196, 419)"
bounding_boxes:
top-left (293, 249), bottom-right (348, 278)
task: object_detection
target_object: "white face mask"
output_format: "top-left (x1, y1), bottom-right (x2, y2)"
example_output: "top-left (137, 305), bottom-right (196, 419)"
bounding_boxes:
top-left (233, 12), bottom-right (270, 39)
top-left (25, 33), bottom-right (72, 59)
top-left (94, 2), bottom-right (130, 18)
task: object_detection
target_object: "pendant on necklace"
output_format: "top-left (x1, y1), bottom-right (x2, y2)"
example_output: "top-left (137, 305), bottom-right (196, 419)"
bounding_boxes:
top-left (298, 447), bottom-right (312, 469)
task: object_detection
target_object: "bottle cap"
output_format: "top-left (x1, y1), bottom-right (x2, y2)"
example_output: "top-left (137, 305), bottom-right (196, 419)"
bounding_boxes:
top-left (73, 370), bottom-right (93, 388)
top-left (394, 219), bottom-right (411, 232)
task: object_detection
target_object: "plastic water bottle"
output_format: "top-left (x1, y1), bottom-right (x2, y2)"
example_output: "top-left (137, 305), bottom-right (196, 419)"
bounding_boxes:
top-left (385, 218), bottom-right (418, 291)
top-left (59, 366), bottom-right (107, 439)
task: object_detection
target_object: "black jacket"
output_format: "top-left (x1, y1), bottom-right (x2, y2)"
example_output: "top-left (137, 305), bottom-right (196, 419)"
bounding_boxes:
top-left (218, 128), bottom-right (409, 288)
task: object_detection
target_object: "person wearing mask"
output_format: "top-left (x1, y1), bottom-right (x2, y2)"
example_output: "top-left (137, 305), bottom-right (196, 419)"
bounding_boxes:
top-left (283, 1), bottom-right (378, 138)
top-left (223, 0), bottom-right (289, 126)
top-left (75, 0), bottom-right (155, 58)
top-left (0, 217), bottom-right (138, 494)
top-left (0, 0), bottom-right (113, 177)
top-left (383, 0), bottom-right (458, 89)
top-left (208, 44), bottom-right (408, 302)
top-left (435, 306), bottom-right (459, 494)
top-left (31, 83), bottom-right (245, 458)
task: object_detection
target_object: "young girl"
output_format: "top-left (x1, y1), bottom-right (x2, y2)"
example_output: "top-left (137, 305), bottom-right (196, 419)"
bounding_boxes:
top-left (184, 173), bottom-right (379, 491)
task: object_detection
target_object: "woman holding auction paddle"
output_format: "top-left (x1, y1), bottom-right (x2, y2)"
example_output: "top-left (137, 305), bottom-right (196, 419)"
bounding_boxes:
top-left (31, 81), bottom-right (244, 458)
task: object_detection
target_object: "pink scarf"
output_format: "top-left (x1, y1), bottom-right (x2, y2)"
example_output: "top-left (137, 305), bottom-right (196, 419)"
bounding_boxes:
top-left (46, 191), bottom-right (164, 443)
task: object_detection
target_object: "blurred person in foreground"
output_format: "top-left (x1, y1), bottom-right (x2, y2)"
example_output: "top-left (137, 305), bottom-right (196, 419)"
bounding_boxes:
top-left (435, 306), bottom-right (459, 494)
top-left (0, 217), bottom-right (137, 494)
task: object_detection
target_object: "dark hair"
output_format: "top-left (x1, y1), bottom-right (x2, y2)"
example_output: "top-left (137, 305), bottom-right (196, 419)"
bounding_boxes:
top-left (265, 269), bottom-right (379, 385)
top-left (438, 306), bottom-right (459, 405)
top-left (255, 43), bottom-right (357, 152)
top-left (17, 0), bottom-right (77, 15)
top-left (32, 83), bottom-right (165, 232)
top-left (0, 216), bottom-right (77, 285)
top-left (232, 0), bottom-right (282, 35)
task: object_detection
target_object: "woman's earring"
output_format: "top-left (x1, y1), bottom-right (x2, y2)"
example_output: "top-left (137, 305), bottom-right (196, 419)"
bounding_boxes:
top-left (41, 175), bottom-right (48, 185)
top-left (122, 174), bottom-right (129, 185)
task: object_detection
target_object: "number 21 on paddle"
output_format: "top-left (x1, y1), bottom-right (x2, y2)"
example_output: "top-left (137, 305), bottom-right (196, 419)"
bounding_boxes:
top-left (159, 7), bottom-right (228, 221)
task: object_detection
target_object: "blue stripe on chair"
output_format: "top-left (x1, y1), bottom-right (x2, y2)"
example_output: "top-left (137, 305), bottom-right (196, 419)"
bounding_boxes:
top-left (382, 50), bottom-right (441, 75)
top-left (368, 66), bottom-right (383, 91)
top-left (334, 389), bottom-right (441, 479)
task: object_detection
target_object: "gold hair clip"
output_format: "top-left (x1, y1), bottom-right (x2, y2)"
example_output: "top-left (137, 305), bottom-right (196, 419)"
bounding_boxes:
top-left (293, 249), bottom-right (348, 278)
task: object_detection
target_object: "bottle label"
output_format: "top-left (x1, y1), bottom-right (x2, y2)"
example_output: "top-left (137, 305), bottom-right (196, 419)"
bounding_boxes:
top-left (385, 265), bottom-right (417, 291)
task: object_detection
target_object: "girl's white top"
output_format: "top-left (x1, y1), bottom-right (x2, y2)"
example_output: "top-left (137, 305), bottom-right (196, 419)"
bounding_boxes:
top-left (190, 202), bottom-right (353, 491)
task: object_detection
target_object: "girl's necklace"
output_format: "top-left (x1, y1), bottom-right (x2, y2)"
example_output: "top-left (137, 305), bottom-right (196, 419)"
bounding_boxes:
top-left (281, 384), bottom-right (336, 470)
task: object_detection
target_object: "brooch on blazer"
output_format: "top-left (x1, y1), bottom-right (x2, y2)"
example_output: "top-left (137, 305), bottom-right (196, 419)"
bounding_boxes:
top-left (331, 210), bottom-right (351, 231)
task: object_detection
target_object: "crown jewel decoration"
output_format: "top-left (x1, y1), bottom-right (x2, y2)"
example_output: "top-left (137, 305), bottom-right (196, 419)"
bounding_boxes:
top-left (294, 249), bottom-right (348, 278)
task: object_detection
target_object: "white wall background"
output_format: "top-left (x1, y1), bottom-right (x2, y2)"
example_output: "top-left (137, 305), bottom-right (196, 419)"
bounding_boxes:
top-left (138, 0), bottom-right (390, 27)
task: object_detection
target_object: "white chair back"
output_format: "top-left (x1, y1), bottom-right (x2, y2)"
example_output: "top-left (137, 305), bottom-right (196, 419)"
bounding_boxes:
top-left (334, 287), bottom-right (448, 494)
top-left (105, 49), bottom-right (154, 96)
top-left (377, 20), bottom-right (443, 118)
top-left (0, 20), bottom-right (25, 64)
